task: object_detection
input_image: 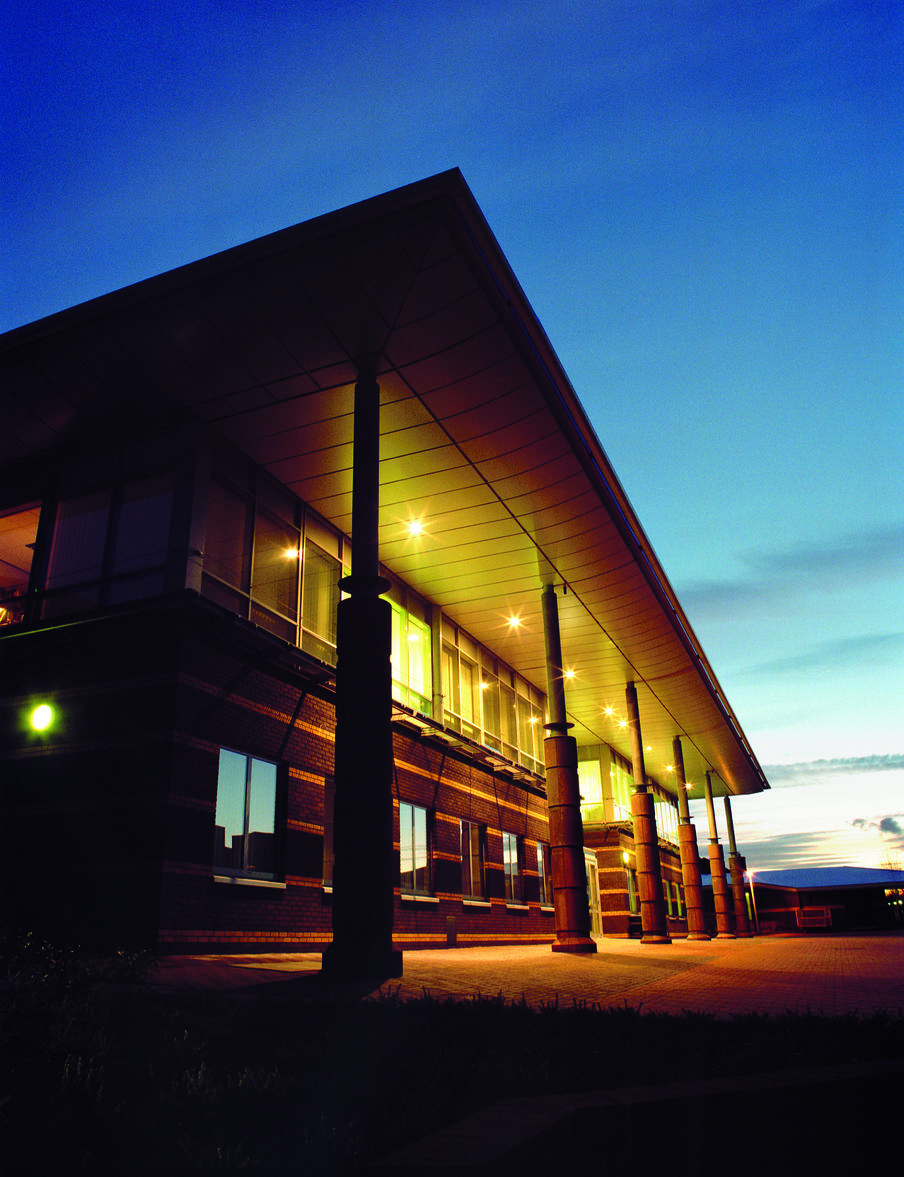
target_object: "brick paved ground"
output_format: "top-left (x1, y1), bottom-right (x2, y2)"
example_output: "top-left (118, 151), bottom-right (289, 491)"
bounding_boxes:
top-left (151, 931), bottom-right (904, 1017)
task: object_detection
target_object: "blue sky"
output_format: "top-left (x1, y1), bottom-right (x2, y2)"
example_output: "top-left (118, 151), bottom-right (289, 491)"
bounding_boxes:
top-left (3, 1), bottom-right (902, 869)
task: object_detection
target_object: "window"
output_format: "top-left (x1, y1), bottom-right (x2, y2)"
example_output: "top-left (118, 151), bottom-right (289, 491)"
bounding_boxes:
top-left (322, 776), bottom-right (335, 886)
top-left (502, 831), bottom-right (522, 902)
top-left (537, 841), bottom-right (553, 905)
top-left (300, 539), bottom-right (341, 663)
top-left (609, 755), bottom-right (634, 821)
top-left (627, 868), bottom-right (639, 914)
top-left (578, 760), bottom-right (605, 824)
top-left (654, 791), bottom-right (679, 845)
top-left (250, 507), bottom-right (300, 642)
top-left (399, 802), bottom-right (430, 894)
top-left (460, 820), bottom-right (486, 899)
top-left (442, 619), bottom-right (545, 774)
top-left (389, 588), bottom-right (432, 715)
top-left (42, 472), bottom-right (174, 618)
top-left (673, 881), bottom-right (684, 919)
top-left (213, 749), bottom-right (278, 878)
top-left (0, 502), bottom-right (40, 626)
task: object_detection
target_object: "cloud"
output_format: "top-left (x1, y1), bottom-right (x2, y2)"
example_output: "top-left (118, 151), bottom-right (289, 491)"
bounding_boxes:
top-left (763, 753), bottom-right (904, 787)
top-left (851, 815), bottom-right (904, 841)
top-left (678, 525), bottom-right (904, 621)
top-left (736, 830), bottom-right (850, 871)
top-left (745, 633), bottom-right (904, 678)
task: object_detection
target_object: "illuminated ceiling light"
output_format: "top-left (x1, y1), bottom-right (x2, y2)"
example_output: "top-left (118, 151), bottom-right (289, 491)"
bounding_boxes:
top-left (31, 704), bottom-right (53, 731)
top-left (479, 681), bottom-right (489, 690)
top-left (618, 718), bottom-right (628, 729)
top-left (283, 547), bottom-right (301, 559)
top-left (645, 745), bottom-right (652, 753)
top-left (564, 669), bottom-right (576, 680)
top-left (506, 615), bottom-right (522, 630)
top-left (406, 519), bottom-right (425, 537)
top-left (665, 764), bottom-right (675, 773)
top-left (603, 706), bottom-right (615, 717)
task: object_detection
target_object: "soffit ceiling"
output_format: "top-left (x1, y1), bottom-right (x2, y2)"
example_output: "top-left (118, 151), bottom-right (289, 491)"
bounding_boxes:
top-left (0, 170), bottom-right (768, 799)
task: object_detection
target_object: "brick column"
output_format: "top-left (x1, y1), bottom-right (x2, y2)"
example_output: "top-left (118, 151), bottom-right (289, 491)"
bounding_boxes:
top-left (723, 795), bottom-right (753, 936)
top-left (542, 585), bottom-right (596, 953)
top-left (322, 375), bottom-right (402, 982)
top-left (673, 736), bottom-right (710, 940)
top-left (703, 771), bottom-right (735, 938)
top-left (626, 682), bottom-right (670, 943)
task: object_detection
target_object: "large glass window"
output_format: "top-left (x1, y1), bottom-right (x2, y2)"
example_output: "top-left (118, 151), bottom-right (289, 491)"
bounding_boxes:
top-left (213, 748), bottom-right (278, 878)
top-left (460, 820), bottom-right (486, 899)
top-left (389, 592), bottom-right (432, 715)
top-left (516, 690), bottom-right (543, 775)
top-left (502, 831), bottom-right (522, 902)
top-left (42, 473), bottom-right (174, 618)
top-left (537, 841), bottom-right (552, 905)
top-left (578, 760), bottom-right (606, 825)
top-left (0, 503), bottom-right (40, 626)
top-left (301, 540), bottom-right (341, 663)
top-left (442, 620), bottom-right (544, 774)
top-left (654, 791), bottom-right (679, 845)
top-left (250, 508), bottom-right (300, 641)
top-left (204, 479), bottom-right (252, 594)
top-left (399, 802), bottom-right (430, 894)
top-left (609, 756), bottom-right (634, 821)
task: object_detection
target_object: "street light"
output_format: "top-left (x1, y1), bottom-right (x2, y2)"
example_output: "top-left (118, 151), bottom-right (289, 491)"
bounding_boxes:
top-left (746, 868), bottom-right (759, 935)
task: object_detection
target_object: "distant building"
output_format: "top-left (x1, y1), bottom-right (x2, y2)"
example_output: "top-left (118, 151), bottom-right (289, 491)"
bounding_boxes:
top-left (1, 170), bottom-right (768, 956)
top-left (749, 867), bottom-right (904, 932)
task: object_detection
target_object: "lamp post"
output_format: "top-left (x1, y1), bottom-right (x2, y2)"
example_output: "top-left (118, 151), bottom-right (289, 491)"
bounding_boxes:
top-left (746, 869), bottom-right (760, 935)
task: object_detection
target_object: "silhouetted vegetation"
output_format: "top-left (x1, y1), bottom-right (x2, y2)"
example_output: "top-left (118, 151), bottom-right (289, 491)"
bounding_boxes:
top-left (2, 934), bottom-right (902, 1171)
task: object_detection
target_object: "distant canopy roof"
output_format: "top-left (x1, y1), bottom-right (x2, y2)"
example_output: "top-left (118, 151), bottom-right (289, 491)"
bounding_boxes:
top-left (1, 169), bottom-right (768, 798)
top-left (752, 867), bottom-right (904, 891)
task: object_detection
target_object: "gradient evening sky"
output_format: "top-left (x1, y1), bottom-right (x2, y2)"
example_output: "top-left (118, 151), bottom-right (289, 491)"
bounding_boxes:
top-left (3, 1), bottom-right (902, 871)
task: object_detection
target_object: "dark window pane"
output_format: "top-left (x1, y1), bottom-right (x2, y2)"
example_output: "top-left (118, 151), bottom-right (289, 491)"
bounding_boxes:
top-left (45, 490), bottom-right (110, 588)
top-left (205, 481), bottom-right (251, 590)
top-left (252, 509), bottom-right (299, 622)
top-left (301, 542), bottom-right (339, 645)
top-left (109, 472), bottom-right (173, 575)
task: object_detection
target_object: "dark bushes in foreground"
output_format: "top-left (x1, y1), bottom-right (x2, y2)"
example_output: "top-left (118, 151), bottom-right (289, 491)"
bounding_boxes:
top-left (2, 936), bottom-right (902, 1172)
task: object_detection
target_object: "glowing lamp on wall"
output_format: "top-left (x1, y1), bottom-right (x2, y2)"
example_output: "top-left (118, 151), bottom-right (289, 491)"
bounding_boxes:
top-left (30, 704), bottom-right (54, 731)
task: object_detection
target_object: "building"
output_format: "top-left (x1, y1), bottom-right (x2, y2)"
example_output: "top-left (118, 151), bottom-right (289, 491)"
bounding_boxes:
top-left (749, 867), bottom-right (904, 932)
top-left (1, 170), bottom-right (768, 963)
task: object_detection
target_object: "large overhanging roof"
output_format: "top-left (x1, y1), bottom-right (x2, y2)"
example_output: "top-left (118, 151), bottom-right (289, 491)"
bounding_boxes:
top-left (1, 169), bottom-right (768, 798)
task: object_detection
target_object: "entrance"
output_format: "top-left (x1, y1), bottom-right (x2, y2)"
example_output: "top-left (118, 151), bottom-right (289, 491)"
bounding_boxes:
top-left (584, 849), bottom-right (602, 936)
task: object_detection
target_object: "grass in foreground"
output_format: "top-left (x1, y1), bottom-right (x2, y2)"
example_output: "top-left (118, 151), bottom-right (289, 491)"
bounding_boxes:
top-left (2, 935), bottom-right (902, 1171)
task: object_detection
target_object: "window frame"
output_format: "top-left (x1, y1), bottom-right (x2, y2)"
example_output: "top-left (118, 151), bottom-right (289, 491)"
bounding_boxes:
top-left (399, 801), bottom-right (432, 896)
top-left (460, 819), bottom-right (487, 900)
top-left (502, 831), bottom-right (522, 903)
top-left (213, 747), bottom-right (282, 882)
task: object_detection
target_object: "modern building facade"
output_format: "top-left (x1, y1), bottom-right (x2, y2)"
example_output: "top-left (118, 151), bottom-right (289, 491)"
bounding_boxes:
top-left (1, 170), bottom-right (768, 957)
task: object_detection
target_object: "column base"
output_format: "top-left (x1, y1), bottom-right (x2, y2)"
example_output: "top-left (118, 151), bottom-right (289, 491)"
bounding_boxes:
top-left (735, 931), bottom-right (755, 938)
top-left (641, 934), bottom-right (672, 944)
top-left (552, 937), bottom-right (598, 954)
top-left (687, 932), bottom-right (712, 941)
top-left (715, 932), bottom-right (737, 940)
top-left (321, 943), bottom-right (403, 982)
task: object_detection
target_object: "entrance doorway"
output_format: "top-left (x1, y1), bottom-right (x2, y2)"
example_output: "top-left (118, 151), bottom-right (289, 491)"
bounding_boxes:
top-left (584, 849), bottom-right (602, 935)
